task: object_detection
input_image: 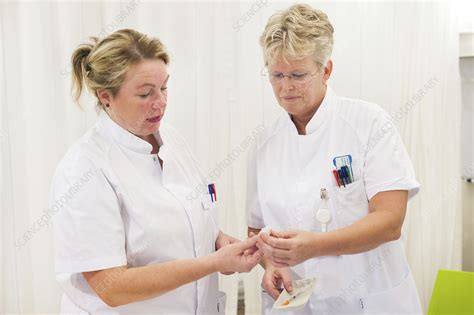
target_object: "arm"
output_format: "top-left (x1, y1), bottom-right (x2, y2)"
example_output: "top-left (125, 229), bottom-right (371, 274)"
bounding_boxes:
top-left (83, 236), bottom-right (262, 307)
top-left (258, 190), bottom-right (407, 267)
top-left (318, 190), bottom-right (407, 255)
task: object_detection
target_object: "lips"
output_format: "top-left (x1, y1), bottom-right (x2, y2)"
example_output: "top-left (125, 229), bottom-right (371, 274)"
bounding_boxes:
top-left (146, 115), bottom-right (161, 123)
top-left (281, 96), bottom-right (301, 101)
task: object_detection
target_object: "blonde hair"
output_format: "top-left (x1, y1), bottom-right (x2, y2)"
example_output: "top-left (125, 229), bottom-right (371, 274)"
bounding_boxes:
top-left (260, 4), bottom-right (334, 68)
top-left (71, 29), bottom-right (169, 109)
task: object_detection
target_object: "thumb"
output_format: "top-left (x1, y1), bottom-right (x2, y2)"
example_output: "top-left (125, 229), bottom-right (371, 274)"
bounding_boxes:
top-left (280, 270), bottom-right (294, 293)
top-left (271, 229), bottom-right (296, 239)
top-left (235, 235), bottom-right (258, 251)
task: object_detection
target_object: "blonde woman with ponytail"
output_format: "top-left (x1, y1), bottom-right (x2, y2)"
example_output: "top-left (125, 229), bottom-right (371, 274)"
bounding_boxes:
top-left (50, 29), bottom-right (262, 314)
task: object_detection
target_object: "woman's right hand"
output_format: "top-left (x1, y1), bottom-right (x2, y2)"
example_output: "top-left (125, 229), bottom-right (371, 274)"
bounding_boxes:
top-left (262, 263), bottom-right (293, 300)
top-left (212, 235), bottom-right (263, 273)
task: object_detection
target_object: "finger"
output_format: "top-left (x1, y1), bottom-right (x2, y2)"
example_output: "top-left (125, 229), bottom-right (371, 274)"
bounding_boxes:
top-left (221, 271), bottom-right (235, 275)
top-left (243, 245), bottom-right (259, 256)
top-left (279, 269), bottom-right (294, 293)
top-left (230, 236), bottom-right (241, 244)
top-left (256, 241), bottom-right (274, 257)
top-left (263, 281), bottom-right (282, 300)
top-left (247, 248), bottom-right (264, 265)
top-left (270, 229), bottom-right (296, 239)
top-left (267, 247), bottom-right (292, 260)
top-left (268, 289), bottom-right (281, 300)
top-left (259, 232), bottom-right (293, 250)
top-left (236, 235), bottom-right (258, 251)
top-left (258, 240), bottom-right (291, 260)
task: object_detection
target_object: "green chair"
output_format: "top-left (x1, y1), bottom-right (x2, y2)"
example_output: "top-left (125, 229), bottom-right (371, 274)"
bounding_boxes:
top-left (428, 269), bottom-right (474, 315)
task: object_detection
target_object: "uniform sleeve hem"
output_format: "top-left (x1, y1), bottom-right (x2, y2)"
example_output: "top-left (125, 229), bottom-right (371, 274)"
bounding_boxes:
top-left (247, 218), bottom-right (265, 230)
top-left (366, 179), bottom-right (420, 201)
top-left (55, 255), bottom-right (127, 273)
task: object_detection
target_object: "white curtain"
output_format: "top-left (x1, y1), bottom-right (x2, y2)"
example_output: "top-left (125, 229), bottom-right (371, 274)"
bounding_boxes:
top-left (0, 1), bottom-right (462, 314)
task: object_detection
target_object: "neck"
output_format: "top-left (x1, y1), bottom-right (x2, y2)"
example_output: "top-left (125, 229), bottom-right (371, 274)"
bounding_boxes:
top-left (140, 134), bottom-right (160, 154)
top-left (104, 110), bottom-right (161, 154)
top-left (291, 87), bottom-right (327, 135)
top-left (291, 111), bottom-right (314, 135)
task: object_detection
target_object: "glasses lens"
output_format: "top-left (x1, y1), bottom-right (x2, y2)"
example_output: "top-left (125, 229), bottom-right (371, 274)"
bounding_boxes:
top-left (269, 73), bottom-right (282, 83)
top-left (291, 73), bottom-right (308, 81)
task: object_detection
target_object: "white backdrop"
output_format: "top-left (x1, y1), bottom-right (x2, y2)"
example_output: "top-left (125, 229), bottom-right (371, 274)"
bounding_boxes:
top-left (0, 1), bottom-right (464, 314)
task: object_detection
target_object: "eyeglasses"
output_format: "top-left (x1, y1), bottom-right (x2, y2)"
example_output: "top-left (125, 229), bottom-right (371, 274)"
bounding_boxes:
top-left (261, 67), bottom-right (318, 85)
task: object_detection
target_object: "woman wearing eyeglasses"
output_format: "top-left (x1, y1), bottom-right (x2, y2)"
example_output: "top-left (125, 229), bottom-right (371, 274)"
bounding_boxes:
top-left (247, 4), bottom-right (422, 314)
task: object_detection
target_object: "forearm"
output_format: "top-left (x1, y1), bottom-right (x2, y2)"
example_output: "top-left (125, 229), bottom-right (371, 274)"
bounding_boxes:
top-left (85, 255), bottom-right (217, 307)
top-left (312, 209), bottom-right (402, 257)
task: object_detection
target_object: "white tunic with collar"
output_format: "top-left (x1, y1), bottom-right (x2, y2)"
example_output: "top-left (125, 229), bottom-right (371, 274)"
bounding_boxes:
top-left (51, 112), bottom-right (222, 314)
top-left (247, 87), bottom-right (422, 314)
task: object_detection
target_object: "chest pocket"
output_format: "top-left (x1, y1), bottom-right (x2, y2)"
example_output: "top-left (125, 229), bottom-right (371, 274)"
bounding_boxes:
top-left (331, 179), bottom-right (369, 226)
top-left (197, 194), bottom-right (219, 242)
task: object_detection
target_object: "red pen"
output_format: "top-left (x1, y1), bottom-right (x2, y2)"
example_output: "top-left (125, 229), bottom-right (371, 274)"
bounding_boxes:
top-left (211, 183), bottom-right (217, 201)
top-left (333, 169), bottom-right (341, 187)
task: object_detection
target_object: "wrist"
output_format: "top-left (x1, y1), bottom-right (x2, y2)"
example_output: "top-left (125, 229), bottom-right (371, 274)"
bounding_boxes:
top-left (309, 232), bottom-right (323, 258)
top-left (201, 252), bottom-right (220, 273)
top-left (261, 256), bottom-right (274, 270)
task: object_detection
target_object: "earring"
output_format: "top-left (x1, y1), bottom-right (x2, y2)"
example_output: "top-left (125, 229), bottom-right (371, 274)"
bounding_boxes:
top-left (105, 104), bottom-right (110, 108)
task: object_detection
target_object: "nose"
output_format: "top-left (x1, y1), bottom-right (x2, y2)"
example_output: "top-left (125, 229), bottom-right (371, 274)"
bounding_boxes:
top-left (280, 77), bottom-right (295, 92)
top-left (151, 91), bottom-right (167, 110)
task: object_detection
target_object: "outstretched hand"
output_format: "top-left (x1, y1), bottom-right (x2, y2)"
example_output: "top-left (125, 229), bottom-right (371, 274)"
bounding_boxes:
top-left (257, 229), bottom-right (317, 267)
top-left (213, 235), bottom-right (263, 274)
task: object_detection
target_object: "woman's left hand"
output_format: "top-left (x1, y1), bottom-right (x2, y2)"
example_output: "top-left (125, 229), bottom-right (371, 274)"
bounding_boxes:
top-left (257, 229), bottom-right (318, 267)
top-left (215, 231), bottom-right (241, 274)
top-left (215, 231), bottom-right (240, 250)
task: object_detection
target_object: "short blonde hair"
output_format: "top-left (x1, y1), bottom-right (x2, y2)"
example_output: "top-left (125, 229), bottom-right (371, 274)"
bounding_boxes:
top-left (260, 4), bottom-right (334, 68)
top-left (71, 29), bottom-right (169, 109)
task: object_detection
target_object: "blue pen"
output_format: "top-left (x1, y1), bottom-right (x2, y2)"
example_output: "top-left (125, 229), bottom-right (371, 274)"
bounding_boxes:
top-left (337, 169), bottom-right (346, 187)
top-left (341, 167), bottom-right (348, 185)
top-left (340, 167), bottom-right (346, 185)
top-left (208, 184), bottom-right (214, 202)
top-left (342, 166), bottom-right (352, 184)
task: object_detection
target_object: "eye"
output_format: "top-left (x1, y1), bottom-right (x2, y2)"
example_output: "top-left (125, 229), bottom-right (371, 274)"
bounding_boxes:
top-left (160, 86), bottom-right (168, 91)
top-left (291, 73), bottom-right (307, 80)
top-left (139, 90), bottom-right (153, 98)
top-left (271, 73), bottom-right (284, 79)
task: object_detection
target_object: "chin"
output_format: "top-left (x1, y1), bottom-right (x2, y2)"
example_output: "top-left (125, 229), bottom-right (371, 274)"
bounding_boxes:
top-left (279, 102), bottom-right (299, 115)
top-left (151, 123), bottom-right (161, 133)
top-left (143, 123), bottom-right (161, 135)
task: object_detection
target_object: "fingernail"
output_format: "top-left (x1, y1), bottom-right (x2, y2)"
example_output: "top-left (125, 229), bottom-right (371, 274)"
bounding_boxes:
top-left (288, 285), bottom-right (293, 292)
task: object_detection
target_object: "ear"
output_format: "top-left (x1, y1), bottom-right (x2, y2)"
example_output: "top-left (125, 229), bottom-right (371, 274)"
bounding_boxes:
top-left (97, 89), bottom-right (112, 107)
top-left (323, 60), bottom-right (333, 80)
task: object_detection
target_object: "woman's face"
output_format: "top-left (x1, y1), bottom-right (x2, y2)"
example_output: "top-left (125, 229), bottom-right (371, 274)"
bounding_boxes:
top-left (98, 59), bottom-right (169, 139)
top-left (267, 54), bottom-right (331, 119)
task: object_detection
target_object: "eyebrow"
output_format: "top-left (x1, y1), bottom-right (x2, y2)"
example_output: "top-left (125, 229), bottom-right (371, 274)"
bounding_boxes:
top-left (271, 69), bottom-right (306, 73)
top-left (137, 83), bottom-right (155, 89)
top-left (136, 75), bottom-right (170, 89)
